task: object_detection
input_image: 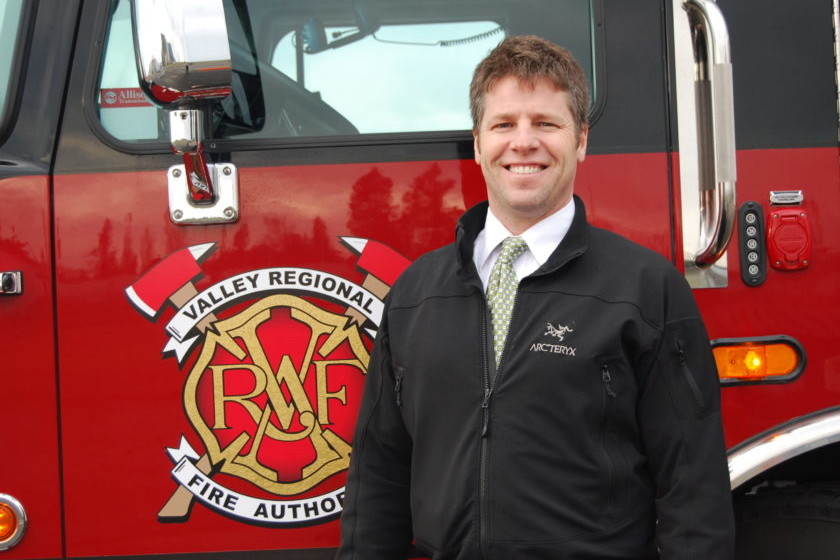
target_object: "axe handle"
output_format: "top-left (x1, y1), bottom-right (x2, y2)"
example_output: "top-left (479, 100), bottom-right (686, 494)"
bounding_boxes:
top-left (344, 274), bottom-right (390, 327)
top-left (169, 282), bottom-right (198, 309)
top-left (158, 453), bottom-right (212, 522)
top-left (169, 282), bottom-right (218, 333)
top-left (361, 274), bottom-right (389, 300)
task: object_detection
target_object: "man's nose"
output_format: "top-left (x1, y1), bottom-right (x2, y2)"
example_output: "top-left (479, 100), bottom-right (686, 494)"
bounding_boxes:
top-left (510, 124), bottom-right (539, 150)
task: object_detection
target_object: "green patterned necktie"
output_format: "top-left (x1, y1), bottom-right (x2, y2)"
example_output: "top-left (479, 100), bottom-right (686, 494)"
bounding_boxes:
top-left (487, 236), bottom-right (528, 367)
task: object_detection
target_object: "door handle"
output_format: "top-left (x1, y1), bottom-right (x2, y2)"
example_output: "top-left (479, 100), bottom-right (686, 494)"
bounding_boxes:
top-left (0, 271), bottom-right (22, 295)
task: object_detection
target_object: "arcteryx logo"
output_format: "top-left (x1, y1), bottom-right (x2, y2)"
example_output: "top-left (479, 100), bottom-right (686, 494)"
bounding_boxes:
top-left (530, 322), bottom-right (577, 356)
top-left (545, 322), bottom-right (573, 341)
top-left (126, 238), bottom-right (410, 527)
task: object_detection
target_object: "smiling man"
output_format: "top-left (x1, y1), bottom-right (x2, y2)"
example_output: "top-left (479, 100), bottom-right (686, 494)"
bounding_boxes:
top-left (337, 36), bottom-right (735, 560)
top-left (473, 75), bottom-right (587, 235)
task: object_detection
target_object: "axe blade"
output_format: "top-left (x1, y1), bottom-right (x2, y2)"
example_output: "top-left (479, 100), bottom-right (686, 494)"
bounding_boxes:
top-left (341, 237), bottom-right (410, 286)
top-left (126, 243), bottom-right (215, 318)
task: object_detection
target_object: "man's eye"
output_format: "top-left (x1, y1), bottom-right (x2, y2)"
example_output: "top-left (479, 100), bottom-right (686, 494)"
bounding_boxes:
top-left (493, 122), bottom-right (512, 129)
top-left (538, 122), bottom-right (558, 128)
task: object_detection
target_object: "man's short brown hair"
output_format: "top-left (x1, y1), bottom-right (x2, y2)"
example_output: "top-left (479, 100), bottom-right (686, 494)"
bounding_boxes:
top-left (470, 35), bottom-right (590, 134)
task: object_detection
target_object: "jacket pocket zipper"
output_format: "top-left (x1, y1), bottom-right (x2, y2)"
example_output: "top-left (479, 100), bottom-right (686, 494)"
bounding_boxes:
top-left (394, 367), bottom-right (404, 408)
top-left (601, 364), bottom-right (617, 398)
top-left (600, 362), bottom-right (618, 515)
top-left (675, 338), bottom-right (706, 410)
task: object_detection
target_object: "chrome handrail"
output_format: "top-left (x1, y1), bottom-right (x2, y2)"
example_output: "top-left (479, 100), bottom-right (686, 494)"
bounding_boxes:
top-left (684, 0), bottom-right (737, 269)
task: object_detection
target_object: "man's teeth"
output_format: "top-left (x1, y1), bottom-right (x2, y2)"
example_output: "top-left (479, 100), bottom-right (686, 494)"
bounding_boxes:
top-left (507, 165), bottom-right (543, 174)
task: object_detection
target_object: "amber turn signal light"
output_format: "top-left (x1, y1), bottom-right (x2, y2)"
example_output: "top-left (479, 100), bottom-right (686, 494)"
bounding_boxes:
top-left (0, 494), bottom-right (26, 550)
top-left (712, 336), bottom-right (805, 384)
top-left (0, 504), bottom-right (16, 541)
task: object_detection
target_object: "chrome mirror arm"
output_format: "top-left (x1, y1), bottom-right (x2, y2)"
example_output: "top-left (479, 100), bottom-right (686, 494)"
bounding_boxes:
top-left (170, 109), bottom-right (215, 205)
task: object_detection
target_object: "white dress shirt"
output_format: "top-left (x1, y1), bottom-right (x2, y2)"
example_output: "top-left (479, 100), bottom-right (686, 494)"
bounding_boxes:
top-left (473, 199), bottom-right (576, 290)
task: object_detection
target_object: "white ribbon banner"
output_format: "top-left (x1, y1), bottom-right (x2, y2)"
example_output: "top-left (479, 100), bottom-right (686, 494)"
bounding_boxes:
top-left (163, 267), bottom-right (384, 360)
top-left (167, 438), bottom-right (345, 525)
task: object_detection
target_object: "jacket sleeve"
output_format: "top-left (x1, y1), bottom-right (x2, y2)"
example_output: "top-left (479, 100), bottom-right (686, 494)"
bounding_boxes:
top-left (636, 276), bottom-right (735, 560)
top-left (335, 310), bottom-right (413, 560)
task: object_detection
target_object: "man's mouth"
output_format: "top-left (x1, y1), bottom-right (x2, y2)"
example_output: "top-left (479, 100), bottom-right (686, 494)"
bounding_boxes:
top-left (506, 164), bottom-right (545, 175)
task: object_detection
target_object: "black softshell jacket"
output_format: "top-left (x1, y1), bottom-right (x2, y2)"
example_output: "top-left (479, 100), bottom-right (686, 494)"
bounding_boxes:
top-left (337, 198), bottom-right (735, 560)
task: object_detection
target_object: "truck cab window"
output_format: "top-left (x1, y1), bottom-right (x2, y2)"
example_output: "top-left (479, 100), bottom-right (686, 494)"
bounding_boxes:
top-left (97, 0), bottom-right (161, 141)
top-left (0, 0), bottom-right (25, 129)
top-left (96, 0), bottom-right (596, 143)
top-left (270, 21), bottom-right (502, 134)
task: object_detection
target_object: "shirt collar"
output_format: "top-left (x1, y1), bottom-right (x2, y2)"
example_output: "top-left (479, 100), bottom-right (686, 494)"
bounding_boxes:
top-left (475, 198), bottom-right (576, 272)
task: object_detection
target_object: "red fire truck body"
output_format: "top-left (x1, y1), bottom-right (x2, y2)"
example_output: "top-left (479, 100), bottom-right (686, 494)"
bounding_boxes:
top-left (1, 0), bottom-right (838, 558)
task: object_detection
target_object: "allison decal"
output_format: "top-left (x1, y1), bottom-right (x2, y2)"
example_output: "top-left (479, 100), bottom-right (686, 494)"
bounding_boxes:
top-left (125, 238), bottom-right (410, 526)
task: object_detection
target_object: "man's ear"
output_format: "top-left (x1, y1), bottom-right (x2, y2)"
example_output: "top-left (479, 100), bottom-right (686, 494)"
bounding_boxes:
top-left (473, 130), bottom-right (481, 164)
top-left (576, 126), bottom-right (589, 162)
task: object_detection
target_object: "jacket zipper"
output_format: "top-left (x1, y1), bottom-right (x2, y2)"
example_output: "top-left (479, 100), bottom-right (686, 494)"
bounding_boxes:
top-left (479, 302), bottom-right (492, 559)
top-left (675, 338), bottom-right (706, 410)
top-left (479, 287), bottom-right (521, 559)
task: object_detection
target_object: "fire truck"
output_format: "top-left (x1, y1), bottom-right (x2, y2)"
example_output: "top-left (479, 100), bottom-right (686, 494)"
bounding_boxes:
top-left (1, 0), bottom-right (838, 558)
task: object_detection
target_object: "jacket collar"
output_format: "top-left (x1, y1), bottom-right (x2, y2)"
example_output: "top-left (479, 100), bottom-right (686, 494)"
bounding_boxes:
top-left (456, 195), bottom-right (589, 283)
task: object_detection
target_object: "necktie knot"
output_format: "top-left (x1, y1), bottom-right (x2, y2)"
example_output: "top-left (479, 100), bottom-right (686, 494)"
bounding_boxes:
top-left (497, 236), bottom-right (528, 265)
top-left (487, 236), bottom-right (528, 367)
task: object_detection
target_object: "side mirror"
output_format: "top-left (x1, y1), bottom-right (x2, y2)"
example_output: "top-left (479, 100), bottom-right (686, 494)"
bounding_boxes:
top-left (131, 0), bottom-right (238, 223)
top-left (132, 0), bottom-right (232, 106)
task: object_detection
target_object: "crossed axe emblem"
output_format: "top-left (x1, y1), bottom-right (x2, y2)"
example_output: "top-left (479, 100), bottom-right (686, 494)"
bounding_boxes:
top-left (125, 237), bottom-right (410, 521)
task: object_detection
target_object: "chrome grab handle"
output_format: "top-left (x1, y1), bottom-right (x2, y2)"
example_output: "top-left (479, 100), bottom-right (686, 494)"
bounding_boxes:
top-left (684, 0), bottom-right (737, 269)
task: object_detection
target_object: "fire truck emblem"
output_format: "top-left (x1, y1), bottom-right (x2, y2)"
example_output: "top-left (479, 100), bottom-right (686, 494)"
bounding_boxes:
top-left (125, 238), bottom-right (410, 526)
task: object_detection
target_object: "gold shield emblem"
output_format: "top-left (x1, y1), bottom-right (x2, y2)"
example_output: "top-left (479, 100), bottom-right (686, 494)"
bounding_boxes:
top-left (184, 294), bottom-right (369, 496)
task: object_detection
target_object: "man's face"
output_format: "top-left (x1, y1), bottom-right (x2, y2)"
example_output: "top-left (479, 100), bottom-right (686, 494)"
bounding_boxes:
top-left (473, 75), bottom-right (588, 234)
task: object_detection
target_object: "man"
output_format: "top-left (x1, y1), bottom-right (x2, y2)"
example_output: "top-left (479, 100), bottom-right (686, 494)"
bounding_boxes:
top-left (337, 35), bottom-right (734, 560)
